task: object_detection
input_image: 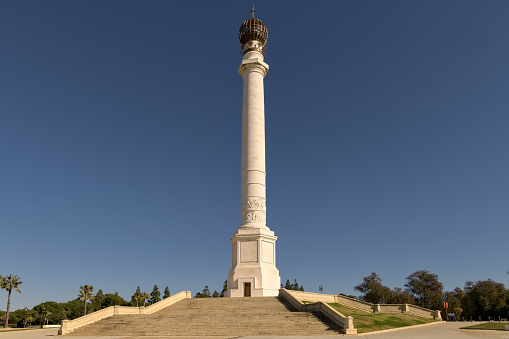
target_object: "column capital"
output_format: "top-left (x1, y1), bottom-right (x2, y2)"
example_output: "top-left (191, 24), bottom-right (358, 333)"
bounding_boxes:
top-left (239, 58), bottom-right (269, 77)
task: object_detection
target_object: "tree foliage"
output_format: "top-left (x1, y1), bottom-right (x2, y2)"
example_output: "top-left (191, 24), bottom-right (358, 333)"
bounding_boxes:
top-left (195, 286), bottom-right (211, 298)
top-left (163, 286), bottom-right (170, 299)
top-left (150, 285), bottom-right (161, 305)
top-left (354, 272), bottom-right (392, 304)
top-left (464, 279), bottom-right (506, 319)
top-left (131, 287), bottom-right (143, 307)
top-left (93, 289), bottom-right (105, 310)
top-left (78, 285), bottom-right (94, 316)
top-left (387, 287), bottom-right (415, 304)
top-left (283, 279), bottom-right (304, 291)
top-left (141, 292), bottom-right (150, 307)
top-left (102, 292), bottom-right (129, 308)
top-left (220, 280), bottom-right (227, 297)
top-left (404, 270), bottom-right (443, 310)
top-left (0, 274), bottom-right (22, 328)
top-left (33, 302), bottom-right (66, 325)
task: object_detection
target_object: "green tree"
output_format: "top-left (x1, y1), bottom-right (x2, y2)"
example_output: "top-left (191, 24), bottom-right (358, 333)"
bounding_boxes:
top-left (212, 290), bottom-right (220, 298)
top-left (141, 292), bottom-right (150, 307)
top-left (26, 314), bottom-right (36, 326)
top-left (452, 286), bottom-right (474, 319)
top-left (61, 299), bottom-right (83, 320)
top-left (35, 305), bottom-right (46, 328)
top-left (78, 285), bottom-right (95, 316)
top-left (163, 286), bottom-right (170, 299)
top-left (464, 279), bottom-right (506, 319)
top-left (282, 279), bottom-right (304, 291)
top-left (453, 307), bottom-right (463, 320)
top-left (33, 302), bottom-right (66, 325)
top-left (103, 293), bottom-right (129, 307)
top-left (405, 270), bottom-right (443, 310)
top-left (93, 289), bottom-right (105, 310)
top-left (0, 274), bottom-right (22, 328)
top-left (131, 286), bottom-right (143, 307)
top-left (387, 287), bottom-right (415, 304)
top-left (150, 285), bottom-right (161, 304)
top-left (354, 272), bottom-right (392, 304)
top-left (220, 280), bottom-right (227, 297)
top-left (443, 289), bottom-right (462, 313)
top-left (6, 308), bottom-right (25, 327)
top-left (195, 286), bottom-right (211, 298)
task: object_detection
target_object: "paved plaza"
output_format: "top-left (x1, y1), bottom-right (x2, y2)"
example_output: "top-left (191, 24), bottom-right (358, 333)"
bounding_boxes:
top-left (1, 322), bottom-right (508, 339)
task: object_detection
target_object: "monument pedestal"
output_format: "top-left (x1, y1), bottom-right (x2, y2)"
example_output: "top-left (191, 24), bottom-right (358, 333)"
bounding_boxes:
top-left (225, 226), bottom-right (280, 297)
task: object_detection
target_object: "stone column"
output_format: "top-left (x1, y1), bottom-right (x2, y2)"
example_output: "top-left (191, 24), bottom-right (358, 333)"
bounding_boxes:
top-left (225, 15), bottom-right (280, 298)
top-left (225, 53), bottom-right (280, 298)
top-left (240, 50), bottom-right (269, 230)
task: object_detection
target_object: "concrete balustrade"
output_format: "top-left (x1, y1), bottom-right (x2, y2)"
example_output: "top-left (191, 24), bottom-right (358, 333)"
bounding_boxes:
top-left (59, 291), bottom-right (191, 335)
top-left (284, 289), bottom-right (441, 320)
top-left (279, 289), bottom-right (357, 335)
top-left (405, 304), bottom-right (442, 319)
top-left (335, 294), bottom-right (375, 312)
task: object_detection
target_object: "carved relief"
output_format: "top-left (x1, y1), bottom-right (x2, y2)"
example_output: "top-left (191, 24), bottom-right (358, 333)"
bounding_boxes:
top-left (241, 196), bottom-right (266, 212)
top-left (242, 211), bottom-right (266, 225)
top-left (241, 196), bottom-right (266, 225)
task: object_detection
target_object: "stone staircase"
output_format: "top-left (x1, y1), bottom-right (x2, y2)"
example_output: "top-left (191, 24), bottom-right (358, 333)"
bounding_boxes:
top-left (67, 297), bottom-right (343, 336)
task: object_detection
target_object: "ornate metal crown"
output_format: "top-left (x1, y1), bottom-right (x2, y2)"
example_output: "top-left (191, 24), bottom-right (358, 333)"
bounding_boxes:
top-left (239, 18), bottom-right (268, 53)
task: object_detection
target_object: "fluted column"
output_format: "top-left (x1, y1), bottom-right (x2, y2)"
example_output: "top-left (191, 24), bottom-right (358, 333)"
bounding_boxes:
top-left (239, 50), bottom-right (269, 229)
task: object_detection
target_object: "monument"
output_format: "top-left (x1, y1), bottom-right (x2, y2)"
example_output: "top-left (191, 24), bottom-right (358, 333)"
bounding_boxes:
top-left (225, 8), bottom-right (281, 298)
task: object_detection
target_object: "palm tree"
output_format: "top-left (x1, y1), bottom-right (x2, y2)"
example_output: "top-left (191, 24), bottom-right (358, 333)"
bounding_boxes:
top-left (141, 292), bottom-right (150, 307)
top-left (0, 274), bottom-right (23, 328)
top-left (26, 315), bottom-right (35, 326)
top-left (132, 292), bottom-right (143, 307)
top-left (78, 285), bottom-right (95, 316)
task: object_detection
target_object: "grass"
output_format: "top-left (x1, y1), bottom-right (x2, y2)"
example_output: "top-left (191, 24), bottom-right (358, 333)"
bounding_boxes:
top-left (464, 322), bottom-right (508, 330)
top-left (328, 303), bottom-right (438, 334)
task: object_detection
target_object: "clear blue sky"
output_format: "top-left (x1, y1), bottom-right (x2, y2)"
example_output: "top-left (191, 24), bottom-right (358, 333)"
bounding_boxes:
top-left (1, 0), bottom-right (508, 311)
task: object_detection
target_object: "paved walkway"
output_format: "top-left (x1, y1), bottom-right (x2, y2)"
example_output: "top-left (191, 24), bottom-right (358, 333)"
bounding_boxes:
top-left (0, 322), bottom-right (507, 338)
top-left (357, 321), bottom-right (509, 338)
top-left (0, 328), bottom-right (121, 339)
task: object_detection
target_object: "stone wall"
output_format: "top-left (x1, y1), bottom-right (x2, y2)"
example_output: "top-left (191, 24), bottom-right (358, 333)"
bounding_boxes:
top-left (282, 290), bottom-right (336, 303)
top-left (378, 304), bottom-right (404, 314)
top-left (279, 289), bottom-right (357, 335)
top-left (335, 294), bottom-right (375, 312)
top-left (59, 291), bottom-right (191, 335)
top-left (282, 289), bottom-right (441, 320)
top-left (407, 304), bottom-right (441, 319)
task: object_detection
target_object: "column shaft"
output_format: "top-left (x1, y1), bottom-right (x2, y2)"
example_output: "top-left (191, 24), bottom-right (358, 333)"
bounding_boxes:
top-left (239, 52), bottom-right (269, 228)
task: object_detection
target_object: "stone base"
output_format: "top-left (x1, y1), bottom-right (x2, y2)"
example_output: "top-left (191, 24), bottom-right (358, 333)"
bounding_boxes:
top-left (225, 226), bottom-right (280, 297)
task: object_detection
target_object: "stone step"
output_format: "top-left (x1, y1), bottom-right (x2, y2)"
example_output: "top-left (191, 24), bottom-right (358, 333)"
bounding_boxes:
top-left (68, 297), bottom-right (342, 336)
